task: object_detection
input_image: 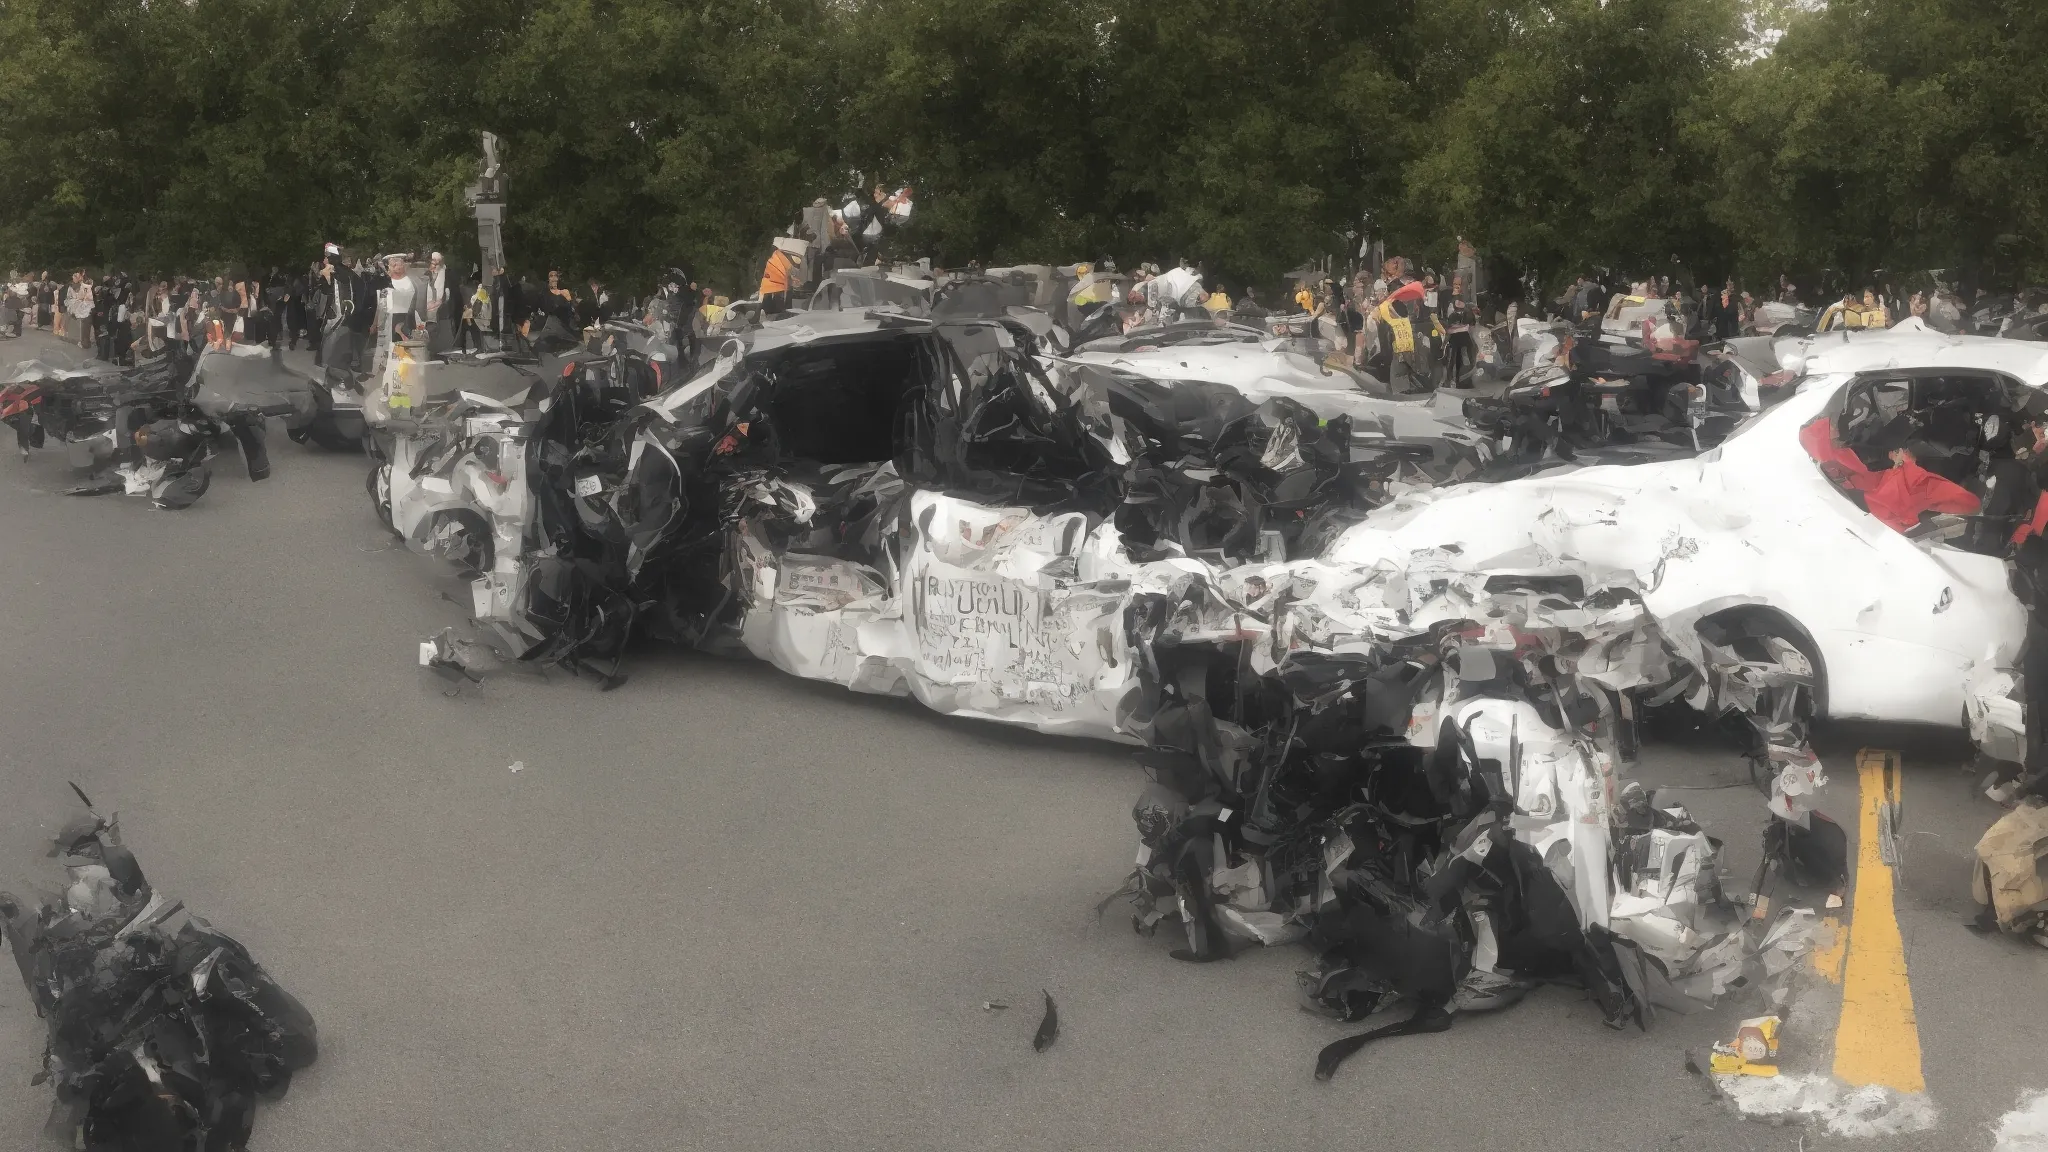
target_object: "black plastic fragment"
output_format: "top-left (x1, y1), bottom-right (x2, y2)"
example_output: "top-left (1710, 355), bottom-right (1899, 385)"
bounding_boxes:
top-left (1032, 990), bottom-right (1059, 1052)
top-left (1313, 1000), bottom-right (1454, 1081)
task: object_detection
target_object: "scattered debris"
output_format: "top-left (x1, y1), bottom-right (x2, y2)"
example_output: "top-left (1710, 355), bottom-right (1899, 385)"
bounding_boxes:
top-left (1969, 798), bottom-right (2048, 945)
top-left (1314, 1002), bottom-right (1454, 1082)
top-left (0, 788), bottom-right (317, 1150)
top-left (1109, 560), bottom-right (1829, 1065)
top-left (5, 344), bottom-right (319, 509)
top-left (1032, 990), bottom-right (1059, 1052)
top-left (980, 1000), bottom-right (1007, 1011)
top-left (1709, 1015), bottom-right (1781, 1076)
top-left (508, 761), bottom-right (525, 773)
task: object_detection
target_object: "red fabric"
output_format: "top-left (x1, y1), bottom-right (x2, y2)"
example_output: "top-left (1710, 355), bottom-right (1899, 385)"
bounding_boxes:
top-left (1801, 416), bottom-right (1980, 530)
top-left (1385, 280), bottom-right (1426, 305)
top-left (1864, 460), bottom-right (1980, 530)
top-left (2014, 492), bottom-right (2048, 545)
top-left (1800, 417), bottom-right (1879, 492)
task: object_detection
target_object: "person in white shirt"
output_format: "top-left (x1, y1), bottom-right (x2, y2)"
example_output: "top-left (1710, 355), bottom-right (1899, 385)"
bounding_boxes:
top-left (383, 254), bottom-right (420, 337)
top-left (423, 251), bottom-right (453, 352)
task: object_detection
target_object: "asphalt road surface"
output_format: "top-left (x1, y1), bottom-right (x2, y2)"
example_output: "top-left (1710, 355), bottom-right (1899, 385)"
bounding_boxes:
top-left (2, 327), bottom-right (2043, 1150)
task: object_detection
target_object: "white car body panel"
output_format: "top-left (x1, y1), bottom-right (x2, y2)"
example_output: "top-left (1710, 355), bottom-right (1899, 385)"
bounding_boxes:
top-left (1321, 370), bottom-right (2027, 726)
top-left (1065, 343), bottom-right (1479, 442)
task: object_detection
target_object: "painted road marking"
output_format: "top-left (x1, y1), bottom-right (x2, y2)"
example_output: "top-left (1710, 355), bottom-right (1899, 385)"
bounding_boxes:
top-left (1831, 749), bottom-right (1925, 1093)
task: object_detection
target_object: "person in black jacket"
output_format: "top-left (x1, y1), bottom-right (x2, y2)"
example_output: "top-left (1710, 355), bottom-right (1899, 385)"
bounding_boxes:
top-left (319, 244), bottom-right (371, 376)
top-left (92, 274), bottom-right (120, 362)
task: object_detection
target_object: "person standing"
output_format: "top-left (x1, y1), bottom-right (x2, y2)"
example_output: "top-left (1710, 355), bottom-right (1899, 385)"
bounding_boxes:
top-left (1374, 257), bottom-right (1436, 393)
top-left (322, 244), bottom-right (372, 374)
top-left (70, 274), bottom-right (95, 351)
top-left (288, 263), bottom-right (312, 350)
top-left (264, 269), bottom-right (290, 348)
top-left (1713, 284), bottom-right (1741, 340)
top-left (422, 252), bottom-right (454, 351)
top-left (1454, 237), bottom-right (1479, 309)
top-left (379, 254), bottom-right (420, 339)
top-left (1440, 274), bottom-right (1477, 388)
top-left (92, 274), bottom-right (116, 361)
top-left (583, 276), bottom-right (613, 326)
top-left (56, 273), bottom-right (75, 340)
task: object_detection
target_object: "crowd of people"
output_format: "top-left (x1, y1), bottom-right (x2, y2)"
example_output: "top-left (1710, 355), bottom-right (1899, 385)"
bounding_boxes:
top-left (7, 193), bottom-right (2026, 395)
top-left (2, 247), bottom-right (734, 376)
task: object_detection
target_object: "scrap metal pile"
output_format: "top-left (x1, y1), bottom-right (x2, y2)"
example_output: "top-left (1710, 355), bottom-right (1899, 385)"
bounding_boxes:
top-left (377, 309), bottom-right (1486, 719)
top-left (2, 344), bottom-right (323, 508)
top-left (0, 790), bottom-right (318, 1149)
top-left (1105, 546), bottom-right (1845, 1076)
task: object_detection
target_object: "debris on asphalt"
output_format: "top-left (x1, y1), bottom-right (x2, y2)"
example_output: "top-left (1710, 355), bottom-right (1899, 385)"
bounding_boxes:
top-left (1313, 1001), bottom-right (1454, 1082)
top-left (0, 788), bottom-right (317, 1151)
top-left (980, 1000), bottom-right (1007, 1011)
top-left (1708, 1014), bottom-right (1782, 1076)
top-left (420, 626), bottom-right (493, 690)
top-left (5, 343), bottom-right (320, 509)
top-left (1032, 990), bottom-right (1058, 1052)
top-left (1106, 558), bottom-right (1839, 1067)
top-left (1969, 798), bottom-right (2048, 945)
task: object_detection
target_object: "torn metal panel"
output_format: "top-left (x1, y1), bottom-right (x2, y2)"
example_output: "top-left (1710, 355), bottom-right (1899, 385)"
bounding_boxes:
top-left (1110, 547), bottom-right (1825, 1057)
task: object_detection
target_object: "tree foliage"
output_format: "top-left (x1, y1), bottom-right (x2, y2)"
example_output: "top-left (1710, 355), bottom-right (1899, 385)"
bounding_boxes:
top-left (2, 0), bottom-right (2042, 296)
top-left (1690, 0), bottom-right (2048, 291)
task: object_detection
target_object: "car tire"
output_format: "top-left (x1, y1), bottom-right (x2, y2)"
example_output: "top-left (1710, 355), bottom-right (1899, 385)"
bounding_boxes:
top-left (366, 462), bottom-right (400, 539)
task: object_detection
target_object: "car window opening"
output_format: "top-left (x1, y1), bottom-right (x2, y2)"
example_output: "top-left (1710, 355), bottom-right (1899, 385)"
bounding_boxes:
top-left (1801, 372), bottom-right (2036, 553)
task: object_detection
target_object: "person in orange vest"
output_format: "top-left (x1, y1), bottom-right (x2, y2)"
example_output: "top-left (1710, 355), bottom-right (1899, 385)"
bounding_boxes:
top-left (759, 244), bottom-right (803, 315)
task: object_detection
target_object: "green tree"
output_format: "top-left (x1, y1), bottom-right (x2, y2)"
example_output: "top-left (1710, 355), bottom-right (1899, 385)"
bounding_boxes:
top-left (1404, 0), bottom-right (1744, 295)
top-left (1691, 0), bottom-right (2048, 292)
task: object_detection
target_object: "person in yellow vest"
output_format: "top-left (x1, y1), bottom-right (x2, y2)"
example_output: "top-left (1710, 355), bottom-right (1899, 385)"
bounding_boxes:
top-left (758, 244), bottom-right (802, 314)
top-left (1817, 290), bottom-right (1862, 332)
top-left (1374, 260), bottom-right (1437, 393)
top-left (1860, 288), bottom-right (1890, 328)
top-left (1203, 285), bottom-right (1232, 319)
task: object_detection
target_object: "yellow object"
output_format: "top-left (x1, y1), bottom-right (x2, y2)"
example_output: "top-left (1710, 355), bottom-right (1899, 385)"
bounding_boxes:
top-left (387, 345), bottom-right (418, 414)
top-left (1832, 749), bottom-right (1925, 1093)
top-left (1205, 291), bottom-right (1231, 314)
top-left (1295, 288), bottom-right (1313, 312)
top-left (1808, 914), bottom-right (1848, 984)
top-left (1710, 1014), bottom-right (1782, 1076)
top-left (1377, 298), bottom-right (1415, 353)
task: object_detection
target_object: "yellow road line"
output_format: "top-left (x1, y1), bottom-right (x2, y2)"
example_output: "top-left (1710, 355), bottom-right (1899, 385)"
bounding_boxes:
top-left (1808, 914), bottom-right (1847, 984)
top-left (1831, 749), bottom-right (1925, 1092)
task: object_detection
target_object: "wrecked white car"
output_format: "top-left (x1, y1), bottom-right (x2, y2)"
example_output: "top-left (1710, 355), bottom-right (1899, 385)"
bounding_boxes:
top-left (378, 307), bottom-right (1467, 730)
top-left (1328, 351), bottom-right (2046, 727)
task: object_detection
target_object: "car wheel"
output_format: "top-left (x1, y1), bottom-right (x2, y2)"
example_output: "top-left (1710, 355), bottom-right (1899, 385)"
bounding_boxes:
top-left (366, 462), bottom-right (400, 539)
